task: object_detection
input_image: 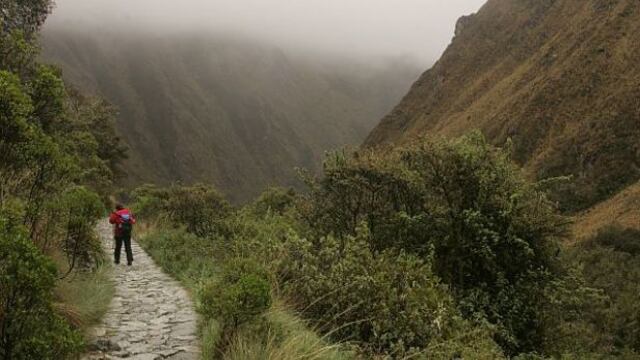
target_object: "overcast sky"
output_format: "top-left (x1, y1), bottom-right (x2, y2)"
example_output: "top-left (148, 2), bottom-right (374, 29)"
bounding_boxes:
top-left (46, 0), bottom-right (486, 63)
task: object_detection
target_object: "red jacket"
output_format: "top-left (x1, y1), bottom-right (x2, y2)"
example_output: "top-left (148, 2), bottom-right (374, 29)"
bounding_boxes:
top-left (109, 209), bottom-right (136, 237)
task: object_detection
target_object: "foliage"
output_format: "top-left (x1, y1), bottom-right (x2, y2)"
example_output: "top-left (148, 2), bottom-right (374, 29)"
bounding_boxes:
top-left (138, 225), bottom-right (351, 360)
top-left (276, 226), bottom-right (503, 358)
top-left (54, 264), bottom-right (115, 329)
top-left (539, 266), bottom-right (610, 358)
top-left (131, 183), bottom-right (231, 237)
top-left (0, 216), bottom-right (82, 359)
top-left (164, 184), bottom-right (231, 237)
top-left (300, 132), bottom-right (566, 355)
top-left (556, 226), bottom-right (640, 357)
top-left (0, 0), bottom-right (125, 355)
top-left (0, 0), bottom-right (53, 38)
top-left (199, 259), bottom-right (272, 331)
top-left (58, 187), bottom-right (104, 277)
top-left (251, 187), bottom-right (297, 216)
top-left (138, 227), bottom-right (218, 284)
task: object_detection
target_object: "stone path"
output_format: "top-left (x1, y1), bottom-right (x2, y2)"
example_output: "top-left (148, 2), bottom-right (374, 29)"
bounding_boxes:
top-left (84, 220), bottom-right (200, 360)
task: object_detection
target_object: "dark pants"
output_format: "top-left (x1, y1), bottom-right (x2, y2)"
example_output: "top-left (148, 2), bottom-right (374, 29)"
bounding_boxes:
top-left (114, 234), bottom-right (133, 265)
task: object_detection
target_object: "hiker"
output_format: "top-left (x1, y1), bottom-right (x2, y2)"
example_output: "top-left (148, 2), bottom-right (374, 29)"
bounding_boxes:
top-left (109, 204), bottom-right (136, 266)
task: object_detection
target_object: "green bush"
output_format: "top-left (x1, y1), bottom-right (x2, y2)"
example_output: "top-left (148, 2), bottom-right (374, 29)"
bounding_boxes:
top-left (0, 217), bottom-right (82, 359)
top-left (139, 227), bottom-right (218, 284)
top-left (278, 227), bottom-right (502, 357)
top-left (199, 259), bottom-right (272, 330)
top-left (300, 132), bottom-right (566, 355)
top-left (252, 187), bottom-right (297, 216)
top-left (130, 183), bottom-right (167, 220)
top-left (557, 225), bottom-right (640, 356)
top-left (131, 183), bottom-right (232, 237)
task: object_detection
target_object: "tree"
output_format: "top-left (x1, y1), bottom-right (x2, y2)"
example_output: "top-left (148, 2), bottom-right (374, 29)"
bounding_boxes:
top-left (1, 0), bottom-right (54, 38)
top-left (0, 213), bottom-right (82, 360)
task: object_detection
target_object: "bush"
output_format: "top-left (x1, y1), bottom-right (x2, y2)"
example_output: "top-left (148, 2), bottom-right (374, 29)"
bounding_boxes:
top-left (252, 187), bottom-right (297, 216)
top-left (58, 186), bottom-right (105, 273)
top-left (199, 259), bottom-right (272, 330)
top-left (0, 217), bottom-right (82, 359)
top-left (131, 183), bottom-right (232, 237)
top-left (557, 226), bottom-right (640, 356)
top-left (279, 227), bottom-right (502, 357)
top-left (130, 183), bottom-right (167, 220)
top-left (139, 227), bottom-right (218, 284)
top-left (301, 133), bottom-right (566, 355)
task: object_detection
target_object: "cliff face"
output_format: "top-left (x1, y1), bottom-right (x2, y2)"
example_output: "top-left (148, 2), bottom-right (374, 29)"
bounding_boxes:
top-left (41, 29), bottom-right (420, 202)
top-left (366, 0), bottom-right (640, 211)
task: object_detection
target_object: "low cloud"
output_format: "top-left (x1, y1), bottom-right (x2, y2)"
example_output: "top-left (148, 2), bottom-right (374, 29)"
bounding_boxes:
top-left (46, 0), bottom-right (485, 63)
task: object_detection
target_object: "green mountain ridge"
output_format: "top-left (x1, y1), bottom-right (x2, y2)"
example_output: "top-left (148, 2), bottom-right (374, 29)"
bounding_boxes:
top-left (41, 28), bottom-right (421, 202)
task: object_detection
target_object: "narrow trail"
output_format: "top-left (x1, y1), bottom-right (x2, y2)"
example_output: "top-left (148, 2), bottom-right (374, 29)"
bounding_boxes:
top-left (84, 220), bottom-right (200, 360)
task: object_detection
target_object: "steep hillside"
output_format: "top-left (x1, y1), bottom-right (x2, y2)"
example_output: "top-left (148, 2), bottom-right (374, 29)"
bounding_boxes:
top-left (41, 28), bottom-right (420, 202)
top-left (573, 180), bottom-right (640, 239)
top-left (366, 0), bottom-right (640, 212)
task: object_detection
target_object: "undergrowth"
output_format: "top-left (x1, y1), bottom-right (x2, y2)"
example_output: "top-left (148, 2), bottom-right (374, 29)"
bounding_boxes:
top-left (55, 262), bottom-right (115, 334)
top-left (139, 226), bottom-right (352, 360)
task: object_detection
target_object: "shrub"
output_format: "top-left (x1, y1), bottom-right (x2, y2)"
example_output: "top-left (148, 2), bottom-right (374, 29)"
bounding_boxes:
top-left (59, 186), bottom-right (104, 273)
top-left (164, 183), bottom-right (232, 237)
top-left (279, 227), bottom-right (502, 357)
top-left (131, 183), bottom-right (232, 237)
top-left (0, 217), bottom-right (82, 359)
top-left (129, 183), bottom-right (167, 220)
top-left (252, 187), bottom-right (297, 216)
top-left (139, 227), bottom-right (218, 283)
top-left (199, 259), bottom-right (272, 330)
top-left (558, 226), bottom-right (640, 356)
top-left (301, 132), bottom-right (566, 355)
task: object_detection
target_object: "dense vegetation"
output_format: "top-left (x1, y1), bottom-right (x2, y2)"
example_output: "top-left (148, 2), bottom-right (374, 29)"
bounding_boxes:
top-left (4, 1), bottom-right (639, 359)
top-left (132, 132), bottom-right (640, 359)
top-left (0, 1), bottom-right (124, 358)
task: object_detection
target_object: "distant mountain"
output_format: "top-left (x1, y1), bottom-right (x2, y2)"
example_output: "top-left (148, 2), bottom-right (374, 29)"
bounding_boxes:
top-left (365, 0), bottom-right (640, 216)
top-left (41, 28), bottom-right (421, 202)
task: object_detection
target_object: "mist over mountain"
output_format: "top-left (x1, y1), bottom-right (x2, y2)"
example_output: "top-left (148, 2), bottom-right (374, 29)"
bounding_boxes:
top-left (45, 0), bottom-right (485, 63)
top-left (41, 27), bottom-right (421, 201)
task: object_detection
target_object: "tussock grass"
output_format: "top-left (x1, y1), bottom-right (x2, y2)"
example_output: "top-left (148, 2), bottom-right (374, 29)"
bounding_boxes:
top-left (222, 301), bottom-right (352, 360)
top-left (54, 264), bottom-right (115, 333)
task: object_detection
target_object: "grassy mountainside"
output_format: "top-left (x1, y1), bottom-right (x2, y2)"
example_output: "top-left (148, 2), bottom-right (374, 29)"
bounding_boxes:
top-left (41, 28), bottom-right (420, 202)
top-left (574, 180), bottom-right (640, 239)
top-left (365, 0), bottom-right (640, 212)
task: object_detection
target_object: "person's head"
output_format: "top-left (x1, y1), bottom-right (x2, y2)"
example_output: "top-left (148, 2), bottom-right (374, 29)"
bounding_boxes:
top-left (115, 203), bottom-right (125, 211)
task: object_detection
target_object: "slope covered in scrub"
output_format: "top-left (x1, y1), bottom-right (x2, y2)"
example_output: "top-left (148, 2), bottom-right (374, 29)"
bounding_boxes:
top-left (366, 0), bottom-right (640, 212)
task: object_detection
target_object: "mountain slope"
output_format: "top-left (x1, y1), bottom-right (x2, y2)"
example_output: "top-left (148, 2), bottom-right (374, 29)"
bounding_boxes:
top-left (365, 0), bottom-right (640, 211)
top-left (41, 28), bottom-right (420, 202)
top-left (573, 180), bottom-right (640, 239)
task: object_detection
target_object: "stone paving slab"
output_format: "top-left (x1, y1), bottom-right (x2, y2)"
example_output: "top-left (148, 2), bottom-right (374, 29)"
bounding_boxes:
top-left (84, 220), bottom-right (200, 360)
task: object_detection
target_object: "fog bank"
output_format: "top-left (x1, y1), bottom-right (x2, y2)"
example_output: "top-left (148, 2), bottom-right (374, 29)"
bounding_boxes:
top-left (45, 0), bottom-right (486, 63)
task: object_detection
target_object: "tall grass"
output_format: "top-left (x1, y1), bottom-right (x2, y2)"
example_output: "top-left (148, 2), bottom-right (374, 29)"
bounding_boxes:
top-left (55, 263), bottom-right (115, 334)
